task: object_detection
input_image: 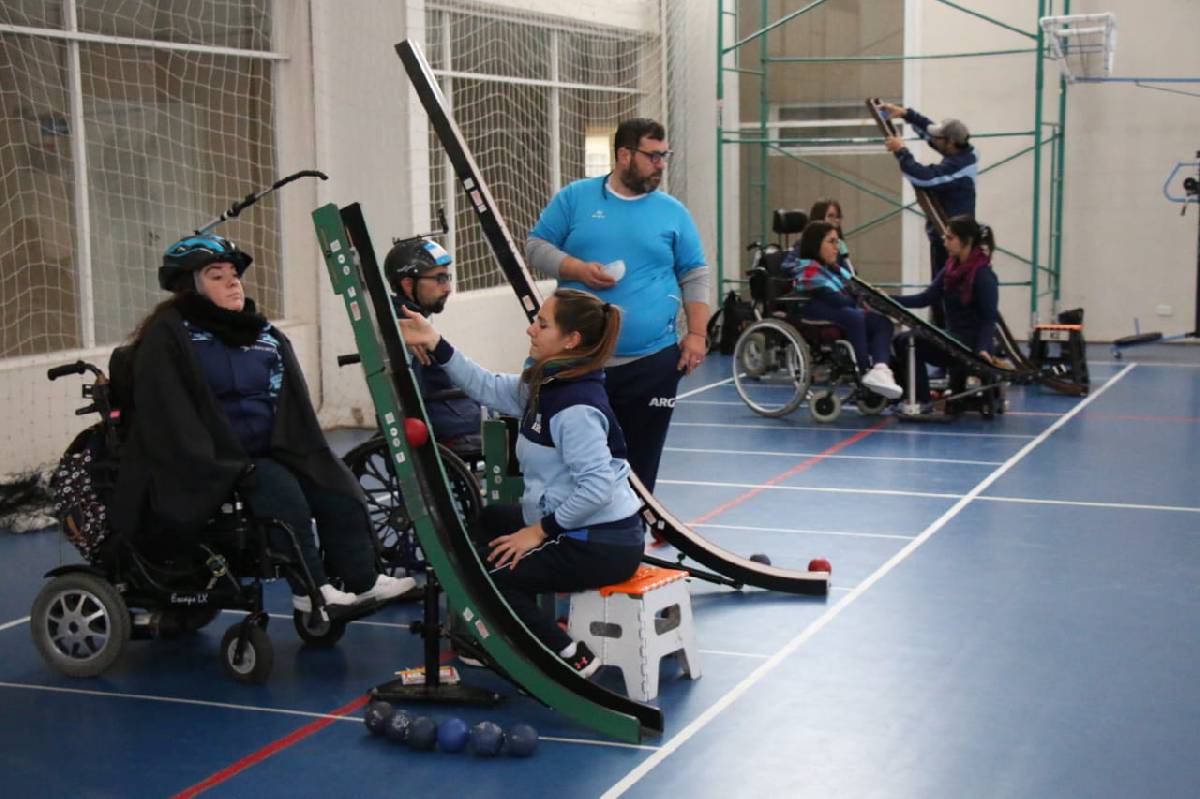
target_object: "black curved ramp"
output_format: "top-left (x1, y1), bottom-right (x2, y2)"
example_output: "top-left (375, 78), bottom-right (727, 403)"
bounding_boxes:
top-left (633, 475), bottom-right (829, 596)
top-left (397, 39), bottom-right (831, 598)
top-left (316, 202), bottom-right (662, 742)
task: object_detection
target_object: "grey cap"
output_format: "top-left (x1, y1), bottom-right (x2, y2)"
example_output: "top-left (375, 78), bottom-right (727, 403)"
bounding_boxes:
top-left (927, 118), bottom-right (970, 145)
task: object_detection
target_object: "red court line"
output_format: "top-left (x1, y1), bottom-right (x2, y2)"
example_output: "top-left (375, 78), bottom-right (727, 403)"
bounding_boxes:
top-left (171, 693), bottom-right (370, 799)
top-left (688, 417), bottom-right (894, 526)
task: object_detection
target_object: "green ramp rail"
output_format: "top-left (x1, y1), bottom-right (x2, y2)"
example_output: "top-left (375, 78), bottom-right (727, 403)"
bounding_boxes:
top-left (312, 202), bottom-right (663, 743)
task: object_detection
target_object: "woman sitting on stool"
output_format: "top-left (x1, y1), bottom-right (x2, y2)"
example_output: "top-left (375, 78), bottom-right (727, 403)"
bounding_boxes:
top-left (890, 216), bottom-right (999, 411)
top-left (782, 221), bottom-right (902, 399)
top-left (111, 234), bottom-right (413, 615)
top-left (398, 289), bottom-right (643, 678)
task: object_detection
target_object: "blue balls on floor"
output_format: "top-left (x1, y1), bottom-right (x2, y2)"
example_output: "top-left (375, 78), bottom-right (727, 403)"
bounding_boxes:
top-left (437, 717), bottom-right (470, 753)
top-left (407, 716), bottom-right (438, 751)
top-left (468, 721), bottom-right (505, 757)
top-left (363, 700), bottom-right (393, 736)
top-left (366, 705), bottom-right (538, 758)
top-left (504, 723), bottom-right (539, 757)
top-left (384, 708), bottom-right (413, 743)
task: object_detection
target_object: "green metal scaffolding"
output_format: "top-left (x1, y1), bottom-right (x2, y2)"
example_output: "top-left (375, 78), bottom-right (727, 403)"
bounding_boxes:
top-left (716, 0), bottom-right (1072, 323)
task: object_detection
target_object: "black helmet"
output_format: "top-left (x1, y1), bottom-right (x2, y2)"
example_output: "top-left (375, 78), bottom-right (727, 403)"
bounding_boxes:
top-left (383, 237), bottom-right (452, 293)
top-left (159, 234), bottom-right (252, 292)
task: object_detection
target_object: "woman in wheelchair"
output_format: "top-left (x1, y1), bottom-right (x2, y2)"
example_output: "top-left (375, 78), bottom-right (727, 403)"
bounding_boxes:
top-left (110, 234), bottom-right (413, 614)
top-left (889, 216), bottom-right (1000, 412)
top-left (781, 222), bottom-right (903, 399)
top-left (397, 289), bottom-right (643, 678)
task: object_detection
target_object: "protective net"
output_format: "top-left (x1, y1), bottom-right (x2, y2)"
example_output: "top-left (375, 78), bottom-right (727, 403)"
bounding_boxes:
top-left (420, 0), bottom-right (687, 292)
top-left (1, 1), bottom-right (281, 513)
top-left (1, 1), bottom-right (282, 358)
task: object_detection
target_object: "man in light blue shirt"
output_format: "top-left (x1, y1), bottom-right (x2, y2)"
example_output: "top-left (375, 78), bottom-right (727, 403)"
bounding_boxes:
top-left (525, 118), bottom-right (710, 496)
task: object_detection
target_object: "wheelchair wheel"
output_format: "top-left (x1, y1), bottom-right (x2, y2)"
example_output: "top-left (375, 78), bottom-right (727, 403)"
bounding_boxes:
top-left (31, 572), bottom-right (131, 678)
top-left (854, 391), bottom-right (890, 416)
top-left (733, 320), bottom-right (812, 418)
top-left (343, 436), bottom-right (482, 574)
top-left (292, 609), bottom-right (347, 648)
top-left (810, 390), bottom-right (843, 423)
top-left (220, 621), bottom-right (273, 684)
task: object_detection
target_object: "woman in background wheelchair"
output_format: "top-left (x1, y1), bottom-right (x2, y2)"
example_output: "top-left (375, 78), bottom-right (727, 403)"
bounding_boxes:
top-left (110, 234), bottom-right (413, 614)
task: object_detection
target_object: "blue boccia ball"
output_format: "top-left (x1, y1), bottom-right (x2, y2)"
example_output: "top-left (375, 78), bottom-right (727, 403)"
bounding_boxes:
top-left (384, 708), bottom-right (413, 742)
top-left (504, 723), bottom-right (539, 757)
top-left (468, 721), bottom-right (505, 757)
top-left (363, 700), bottom-right (394, 736)
top-left (407, 716), bottom-right (438, 751)
top-left (437, 717), bottom-right (470, 753)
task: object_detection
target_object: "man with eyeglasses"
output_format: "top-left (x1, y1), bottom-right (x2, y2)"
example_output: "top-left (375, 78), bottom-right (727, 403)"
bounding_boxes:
top-left (525, 117), bottom-right (710, 502)
top-left (879, 103), bottom-right (978, 328)
top-left (383, 236), bottom-right (483, 457)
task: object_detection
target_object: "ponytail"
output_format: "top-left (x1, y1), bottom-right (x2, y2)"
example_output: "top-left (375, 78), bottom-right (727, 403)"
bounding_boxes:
top-left (522, 288), bottom-right (622, 413)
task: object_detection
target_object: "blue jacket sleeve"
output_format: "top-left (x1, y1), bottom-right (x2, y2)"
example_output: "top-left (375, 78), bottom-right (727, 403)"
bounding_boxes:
top-left (540, 405), bottom-right (622, 535)
top-left (903, 108), bottom-right (935, 140)
top-left (434, 339), bottom-right (526, 418)
top-left (972, 269), bottom-right (999, 352)
top-left (894, 271), bottom-right (944, 309)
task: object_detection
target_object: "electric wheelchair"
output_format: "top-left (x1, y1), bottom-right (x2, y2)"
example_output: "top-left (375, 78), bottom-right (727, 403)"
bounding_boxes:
top-left (32, 349), bottom-right (376, 684)
top-left (732, 210), bottom-right (890, 422)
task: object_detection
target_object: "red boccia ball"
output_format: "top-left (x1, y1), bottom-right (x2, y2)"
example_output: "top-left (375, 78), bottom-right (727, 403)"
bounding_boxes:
top-left (807, 557), bottom-right (832, 574)
top-left (404, 417), bottom-right (429, 447)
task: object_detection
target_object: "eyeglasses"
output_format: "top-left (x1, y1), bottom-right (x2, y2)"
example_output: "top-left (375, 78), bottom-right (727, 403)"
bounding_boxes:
top-left (635, 148), bottom-right (673, 165)
top-left (417, 273), bottom-right (452, 285)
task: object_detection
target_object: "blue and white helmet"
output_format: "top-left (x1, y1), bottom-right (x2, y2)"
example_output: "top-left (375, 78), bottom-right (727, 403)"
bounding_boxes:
top-left (159, 233), bottom-right (253, 291)
top-left (382, 237), bottom-right (452, 291)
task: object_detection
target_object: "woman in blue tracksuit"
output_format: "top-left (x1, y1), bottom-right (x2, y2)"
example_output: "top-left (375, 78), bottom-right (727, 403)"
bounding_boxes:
top-left (398, 288), bottom-right (642, 677)
top-left (781, 221), bottom-right (902, 399)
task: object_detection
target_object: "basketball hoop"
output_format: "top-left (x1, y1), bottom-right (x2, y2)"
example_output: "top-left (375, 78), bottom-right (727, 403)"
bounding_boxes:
top-left (1040, 12), bottom-right (1117, 83)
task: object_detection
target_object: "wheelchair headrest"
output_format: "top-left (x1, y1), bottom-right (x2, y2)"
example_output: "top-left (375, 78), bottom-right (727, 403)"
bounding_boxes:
top-left (772, 209), bottom-right (808, 236)
top-left (107, 345), bottom-right (135, 421)
top-left (759, 250), bottom-right (788, 274)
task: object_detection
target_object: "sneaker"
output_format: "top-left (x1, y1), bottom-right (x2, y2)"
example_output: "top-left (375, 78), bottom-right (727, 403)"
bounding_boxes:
top-left (861, 363), bottom-right (903, 399)
top-left (359, 573), bottom-right (417, 604)
top-left (293, 583), bottom-right (359, 613)
top-left (559, 640), bottom-right (600, 679)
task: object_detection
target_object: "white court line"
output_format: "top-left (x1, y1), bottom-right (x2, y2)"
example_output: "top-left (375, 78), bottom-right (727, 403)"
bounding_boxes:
top-left (978, 495), bottom-right (1200, 514)
top-left (658, 479), bottom-right (960, 501)
top-left (0, 680), bottom-right (364, 722)
top-left (1092, 360), bottom-right (1200, 369)
top-left (0, 680), bottom-right (659, 752)
top-left (666, 445), bottom-right (1002, 467)
top-left (672, 421), bottom-right (1035, 440)
top-left (698, 648), bottom-right (770, 659)
top-left (695, 523), bottom-right (913, 541)
top-left (600, 363), bottom-right (1135, 798)
top-left (0, 616), bottom-right (30, 632)
top-left (677, 376), bottom-right (734, 400)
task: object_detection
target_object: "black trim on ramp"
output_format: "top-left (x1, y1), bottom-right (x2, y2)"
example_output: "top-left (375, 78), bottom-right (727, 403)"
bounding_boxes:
top-left (397, 38), bottom-right (830, 598)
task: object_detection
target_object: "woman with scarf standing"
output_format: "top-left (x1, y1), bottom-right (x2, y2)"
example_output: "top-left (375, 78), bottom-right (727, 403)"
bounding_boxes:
top-left (890, 216), bottom-right (999, 410)
top-left (111, 234), bottom-right (413, 615)
top-left (397, 288), bottom-right (643, 678)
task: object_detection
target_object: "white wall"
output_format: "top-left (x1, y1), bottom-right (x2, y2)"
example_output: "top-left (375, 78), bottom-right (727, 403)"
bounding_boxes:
top-left (916, 0), bottom-right (1200, 339)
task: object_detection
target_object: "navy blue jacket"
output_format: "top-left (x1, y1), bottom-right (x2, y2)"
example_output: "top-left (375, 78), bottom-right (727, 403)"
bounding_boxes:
top-left (896, 109), bottom-right (978, 227)
top-left (895, 264), bottom-right (999, 352)
top-left (392, 295), bottom-right (482, 442)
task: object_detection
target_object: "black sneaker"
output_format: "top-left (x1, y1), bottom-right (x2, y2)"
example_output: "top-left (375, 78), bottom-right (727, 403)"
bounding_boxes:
top-left (562, 641), bottom-right (600, 679)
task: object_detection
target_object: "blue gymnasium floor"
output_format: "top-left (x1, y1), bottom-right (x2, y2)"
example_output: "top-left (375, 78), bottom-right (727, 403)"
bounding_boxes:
top-left (2, 344), bottom-right (1199, 798)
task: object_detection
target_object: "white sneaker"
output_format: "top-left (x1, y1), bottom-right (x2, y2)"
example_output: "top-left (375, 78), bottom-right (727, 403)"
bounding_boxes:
top-left (293, 583), bottom-right (360, 613)
top-left (861, 363), bottom-right (903, 400)
top-left (359, 574), bottom-right (417, 604)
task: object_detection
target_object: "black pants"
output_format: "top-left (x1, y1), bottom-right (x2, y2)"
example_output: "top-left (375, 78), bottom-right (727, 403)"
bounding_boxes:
top-left (240, 457), bottom-right (378, 593)
top-left (891, 333), bottom-right (967, 404)
top-left (604, 343), bottom-right (684, 493)
top-left (928, 236), bottom-right (949, 329)
top-left (473, 504), bottom-right (643, 653)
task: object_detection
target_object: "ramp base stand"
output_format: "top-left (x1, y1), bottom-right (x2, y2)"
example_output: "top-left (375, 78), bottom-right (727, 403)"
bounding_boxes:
top-left (371, 567), bottom-right (503, 707)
